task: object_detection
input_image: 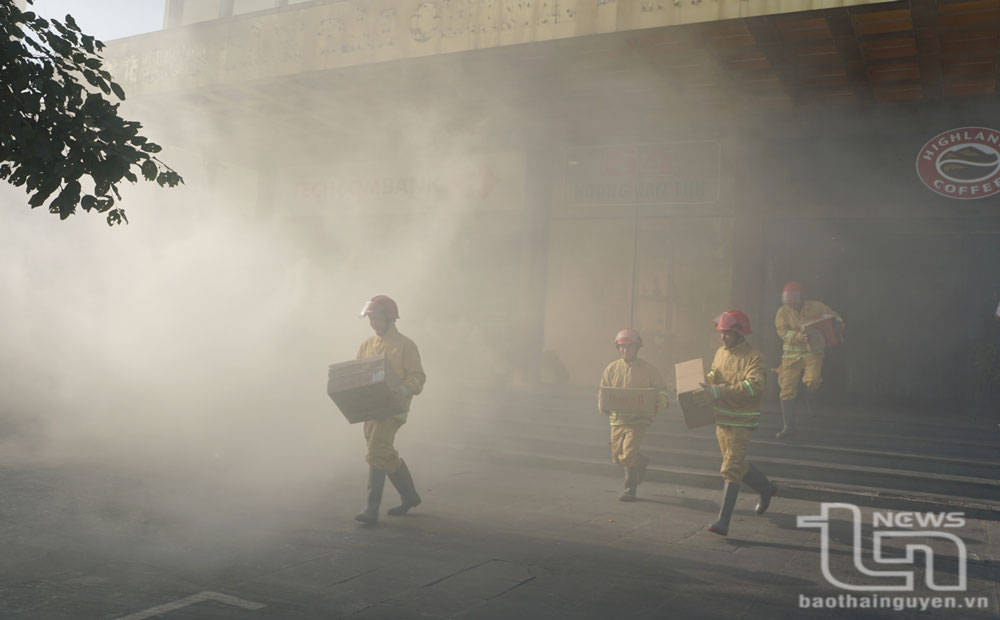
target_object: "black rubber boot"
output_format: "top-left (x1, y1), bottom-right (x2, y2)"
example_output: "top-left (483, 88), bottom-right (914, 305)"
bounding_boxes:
top-left (634, 454), bottom-right (649, 485)
top-left (743, 463), bottom-right (776, 515)
top-left (776, 399), bottom-right (797, 439)
top-left (619, 465), bottom-right (638, 502)
top-left (707, 481), bottom-right (740, 536)
top-left (354, 468), bottom-right (386, 524)
top-left (386, 460), bottom-right (421, 516)
top-left (805, 388), bottom-right (819, 416)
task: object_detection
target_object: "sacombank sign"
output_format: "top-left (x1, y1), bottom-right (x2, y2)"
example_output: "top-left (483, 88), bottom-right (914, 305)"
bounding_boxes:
top-left (917, 127), bottom-right (1000, 199)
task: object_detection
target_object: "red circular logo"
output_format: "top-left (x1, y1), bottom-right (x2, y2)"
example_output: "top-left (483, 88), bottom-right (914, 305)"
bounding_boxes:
top-left (916, 127), bottom-right (1000, 199)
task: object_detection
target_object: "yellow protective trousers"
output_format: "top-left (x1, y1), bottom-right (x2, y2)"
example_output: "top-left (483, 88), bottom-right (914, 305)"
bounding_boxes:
top-left (609, 424), bottom-right (647, 468)
top-left (363, 418), bottom-right (404, 473)
top-left (716, 425), bottom-right (752, 483)
top-left (777, 354), bottom-right (824, 401)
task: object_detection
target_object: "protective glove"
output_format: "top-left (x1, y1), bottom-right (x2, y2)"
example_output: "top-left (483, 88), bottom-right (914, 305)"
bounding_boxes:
top-left (656, 392), bottom-right (669, 411)
top-left (698, 382), bottom-right (728, 401)
top-left (690, 388), bottom-right (714, 409)
top-left (395, 385), bottom-right (410, 399)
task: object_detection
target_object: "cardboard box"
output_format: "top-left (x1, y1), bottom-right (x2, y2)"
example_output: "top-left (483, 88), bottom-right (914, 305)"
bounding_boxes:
top-left (598, 387), bottom-right (658, 415)
top-left (801, 314), bottom-right (841, 352)
top-left (327, 355), bottom-right (406, 424)
top-left (675, 358), bottom-right (714, 429)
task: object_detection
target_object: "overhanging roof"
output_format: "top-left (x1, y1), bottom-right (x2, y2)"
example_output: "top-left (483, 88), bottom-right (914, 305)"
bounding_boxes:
top-left (105, 0), bottom-right (1000, 164)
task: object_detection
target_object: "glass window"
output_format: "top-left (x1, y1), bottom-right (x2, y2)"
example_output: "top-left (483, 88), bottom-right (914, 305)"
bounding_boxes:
top-left (233, 0), bottom-right (277, 15)
top-left (180, 0), bottom-right (222, 24)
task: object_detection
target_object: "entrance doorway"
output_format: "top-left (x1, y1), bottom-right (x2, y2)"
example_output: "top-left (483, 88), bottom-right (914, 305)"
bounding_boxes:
top-left (762, 217), bottom-right (1000, 418)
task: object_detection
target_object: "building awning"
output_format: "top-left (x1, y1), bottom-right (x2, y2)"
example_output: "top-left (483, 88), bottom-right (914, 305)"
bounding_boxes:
top-left (105, 0), bottom-right (1000, 163)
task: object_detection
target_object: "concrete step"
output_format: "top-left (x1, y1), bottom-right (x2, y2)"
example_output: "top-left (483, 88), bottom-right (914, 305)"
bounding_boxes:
top-left (465, 430), bottom-right (1000, 502)
top-left (517, 419), bottom-right (1000, 479)
top-left (424, 391), bottom-right (1000, 458)
top-left (418, 389), bottom-right (1000, 503)
top-left (428, 388), bottom-right (1000, 444)
top-left (419, 442), bottom-right (1000, 521)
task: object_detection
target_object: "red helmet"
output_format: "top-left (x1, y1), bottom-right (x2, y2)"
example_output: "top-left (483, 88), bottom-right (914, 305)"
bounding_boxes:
top-left (360, 295), bottom-right (399, 320)
top-left (781, 281), bottom-right (803, 305)
top-left (714, 310), bottom-right (752, 337)
top-left (615, 328), bottom-right (642, 347)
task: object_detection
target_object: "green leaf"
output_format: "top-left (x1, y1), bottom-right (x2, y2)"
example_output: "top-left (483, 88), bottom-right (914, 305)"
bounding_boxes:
top-left (141, 159), bottom-right (157, 181)
top-left (2, 5), bottom-right (181, 224)
top-left (159, 170), bottom-right (184, 188)
top-left (29, 186), bottom-right (55, 207)
top-left (81, 68), bottom-right (99, 87)
top-left (58, 180), bottom-right (81, 210)
top-left (10, 167), bottom-right (28, 186)
top-left (106, 208), bottom-right (127, 226)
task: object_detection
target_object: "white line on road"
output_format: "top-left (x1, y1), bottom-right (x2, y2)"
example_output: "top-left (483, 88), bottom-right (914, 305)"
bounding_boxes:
top-left (115, 591), bottom-right (265, 619)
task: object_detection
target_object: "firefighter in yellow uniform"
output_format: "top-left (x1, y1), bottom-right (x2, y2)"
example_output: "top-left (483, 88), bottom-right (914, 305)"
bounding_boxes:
top-left (354, 295), bottom-right (427, 524)
top-left (774, 281), bottom-right (844, 439)
top-left (693, 310), bottom-right (776, 537)
top-left (599, 328), bottom-right (670, 502)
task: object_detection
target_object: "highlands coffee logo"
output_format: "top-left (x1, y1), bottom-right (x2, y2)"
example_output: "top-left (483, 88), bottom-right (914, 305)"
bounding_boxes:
top-left (917, 127), bottom-right (1000, 199)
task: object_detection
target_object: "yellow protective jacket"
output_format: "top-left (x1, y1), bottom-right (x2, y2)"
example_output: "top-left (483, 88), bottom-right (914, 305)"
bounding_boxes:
top-left (775, 300), bottom-right (844, 360)
top-left (599, 357), bottom-right (669, 426)
top-left (704, 341), bottom-right (766, 428)
top-left (357, 325), bottom-right (426, 422)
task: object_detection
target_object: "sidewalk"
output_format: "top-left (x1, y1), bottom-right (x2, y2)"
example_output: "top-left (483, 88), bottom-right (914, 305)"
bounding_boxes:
top-left (0, 447), bottom-right (996, 619)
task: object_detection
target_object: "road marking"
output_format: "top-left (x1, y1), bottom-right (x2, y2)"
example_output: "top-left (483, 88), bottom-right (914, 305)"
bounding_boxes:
top-left (115, 591), bottom-right (265, 619)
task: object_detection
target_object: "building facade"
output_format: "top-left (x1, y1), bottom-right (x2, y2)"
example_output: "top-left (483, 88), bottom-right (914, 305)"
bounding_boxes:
top-left (104, 0), bottom-right (1000, 417)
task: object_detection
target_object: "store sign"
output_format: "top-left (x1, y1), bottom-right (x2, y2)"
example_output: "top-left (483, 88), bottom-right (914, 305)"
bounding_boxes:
top-left (916, 127), bottom-right (1000, 200)
top-left (566, 141), bottom-right (719, 206)
top-left (276, 151), bottom-right (524, 214)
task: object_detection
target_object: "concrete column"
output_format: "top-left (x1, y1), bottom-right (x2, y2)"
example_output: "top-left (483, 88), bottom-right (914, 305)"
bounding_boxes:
top-left (163, 0), bottom-right (185, 28)
top-left (513, 147), bottom-right (554, 387)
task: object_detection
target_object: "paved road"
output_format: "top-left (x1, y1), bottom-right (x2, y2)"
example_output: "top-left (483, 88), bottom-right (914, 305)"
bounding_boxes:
top-left (0, 441), bottom-right (996, 620)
